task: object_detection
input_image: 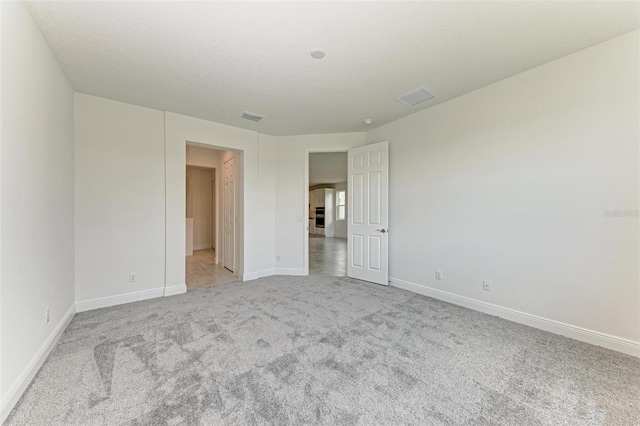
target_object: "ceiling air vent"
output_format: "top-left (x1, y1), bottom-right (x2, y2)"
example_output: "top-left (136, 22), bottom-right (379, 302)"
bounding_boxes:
top-left (241, 111), bottom-right (264, 122)
top-left (396, 88), bottom-right (435, 107)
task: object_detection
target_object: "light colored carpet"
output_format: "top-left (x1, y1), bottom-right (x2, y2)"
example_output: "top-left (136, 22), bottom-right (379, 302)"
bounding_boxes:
top-left (5, 275), bottom-right (640, 425)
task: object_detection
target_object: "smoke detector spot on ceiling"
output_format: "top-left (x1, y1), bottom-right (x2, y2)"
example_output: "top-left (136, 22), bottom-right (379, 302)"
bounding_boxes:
top-left (310, 50), bottom-right (325, 59)
top-left (241, 111), bottom-right (264, 122)
top-left (396, 88), bottom-right (436, 107)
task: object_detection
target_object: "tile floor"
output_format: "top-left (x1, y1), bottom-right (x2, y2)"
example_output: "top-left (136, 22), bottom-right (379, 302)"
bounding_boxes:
top-left (309, 235), bottom-right (347, 276)
top-left (186, 249), bottom-right (238, 290)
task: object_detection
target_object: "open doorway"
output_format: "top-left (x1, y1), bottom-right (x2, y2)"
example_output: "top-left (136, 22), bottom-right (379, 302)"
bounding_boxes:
top-left (185, 143), bottom-right (240, 290)
top-left (307, 152), bottom-right (348, 276)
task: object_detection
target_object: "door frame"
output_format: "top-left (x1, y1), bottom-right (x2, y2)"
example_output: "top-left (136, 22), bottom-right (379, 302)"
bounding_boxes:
top-left (185, 142), bottom-right (243, 278)
top-left (223, 156), bottom-right (235, 272)
top-left (211, 173), bottom-right (216, 255)
top-left (303, 148), bottom-right (349, 276)
top-left (346, 140), bottom-right (389, 285)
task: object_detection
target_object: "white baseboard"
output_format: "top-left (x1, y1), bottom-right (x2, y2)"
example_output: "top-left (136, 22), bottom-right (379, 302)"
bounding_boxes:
top-left (389, 277), bottom-right (640, 358)
top-left (75, 287), bottom-right (165, 312)
top-left (1, 303), bottom-right (76, 423)
top-left (243, 269), bottom-right (275, 281)
top-left (274, 268), bottom-right (306, 276)
top-left (193, 244), bottom-right (212, 251)
top-left (164, 284), bottom-right (187, 297)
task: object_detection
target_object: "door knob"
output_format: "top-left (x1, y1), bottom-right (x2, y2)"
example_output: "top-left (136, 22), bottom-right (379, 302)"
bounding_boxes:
top-left (376, 229), bottom-right (387, 233)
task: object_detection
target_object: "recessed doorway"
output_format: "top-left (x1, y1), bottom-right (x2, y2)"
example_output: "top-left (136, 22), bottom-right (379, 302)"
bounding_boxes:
top-left (307, 152), bottom-right (348, 276)
top-left (185, 143), bottom-right (240, 290)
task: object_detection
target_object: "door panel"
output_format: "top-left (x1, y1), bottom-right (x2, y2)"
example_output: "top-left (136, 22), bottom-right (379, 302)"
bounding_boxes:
top-left (352, 174), bottom-right (364, 224)
top-left (211, 177), bottom-right (216, 251)
top-left (347, 141), bottom-right (389, 285)
top-left (369, 171), bottom-right (381, 224)
top-left (352, 235), bottom-right (364, 267)
top-left (223, 157), bottom-right (235, 272)
top-left (368, 235), bottom-right (381, 271)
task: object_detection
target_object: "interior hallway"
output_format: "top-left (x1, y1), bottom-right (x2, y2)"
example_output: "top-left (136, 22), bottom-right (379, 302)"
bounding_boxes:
top-left (309, 235), bottom-right (347, 276)
top-left (186, 249), bottom-right (238, 290)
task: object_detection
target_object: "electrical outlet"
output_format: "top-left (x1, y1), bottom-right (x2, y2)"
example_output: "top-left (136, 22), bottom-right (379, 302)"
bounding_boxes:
top-left (45, 308), bottom-right (50, 324)
top-left (435, 270), bottom-right (443, 280)
top-left (276, 255), bottom-right (281, 262)
top-left (129, 272), bottom-right (137, 282)
top-left (483, 280), bottom-right (492, 291)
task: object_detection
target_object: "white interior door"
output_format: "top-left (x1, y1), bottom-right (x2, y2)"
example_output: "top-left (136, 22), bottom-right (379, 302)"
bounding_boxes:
top-left (347, 141), bottom-right (389, 285)
top-left (223, 158), bottom-right (235, 272)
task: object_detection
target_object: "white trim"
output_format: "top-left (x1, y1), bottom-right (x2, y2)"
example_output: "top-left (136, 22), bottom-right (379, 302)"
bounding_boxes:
top-left (75, 287), bottom-right (165, 312)
top-left (243, 269), bottom-right (275, 281)
top-left (304, 150), bottom-right (310, 276)
top-left (1, 304), bottom-right (76, 423)
top-left (275, 268), bottom-right (307, 276)
top-left (304, 148), bottom-right (351, 277)
top-left (389, 277), bottom-right (640, 358)
top-left (193, 244), bottom-right (212, 251)
top-left (164, 284), bottom-right (187, 297)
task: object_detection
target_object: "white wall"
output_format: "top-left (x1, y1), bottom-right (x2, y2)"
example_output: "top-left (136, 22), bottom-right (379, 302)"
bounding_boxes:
top-left (1, 2), bottom-right (75, 419)
top-left (365, 31), bottom-right (640, 345)
top-left (73, 100), bottom-right (275, 307)
top-left (334, 182), bottom-right (348, 238)
top-left (186, 144), bottom-right (219, 168)
top-left (257, 134), bottom-right (277, 275)
top-left (74, 94), bottom-right (166, 306)
top-left (186, 166), bottom-right (214, 250)
top-left (186, 144), bottom-right (220, 252)
top-left (323, 189), bottom-right (335, 238)
top-left (274, 134), bottom-right (364, 273)
top-left (165, 112), bottom-right (262, 285)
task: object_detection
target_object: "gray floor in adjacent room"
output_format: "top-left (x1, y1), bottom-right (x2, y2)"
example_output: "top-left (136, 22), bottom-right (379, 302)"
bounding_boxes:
top-left (5, 275), bottom-right (640, 425)
top-left (309, 236), bottom-right (347, 276)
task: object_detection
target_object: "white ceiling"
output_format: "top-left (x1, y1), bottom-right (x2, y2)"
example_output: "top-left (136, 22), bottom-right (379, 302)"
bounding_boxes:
top-left (310, 152), bottom-right (348, 186)
top-left (28, 1), bottom-right (639, 136)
